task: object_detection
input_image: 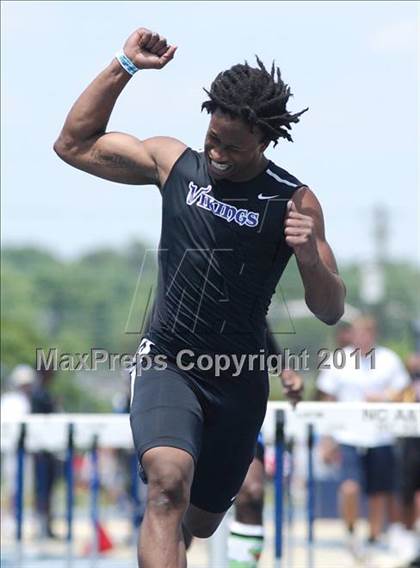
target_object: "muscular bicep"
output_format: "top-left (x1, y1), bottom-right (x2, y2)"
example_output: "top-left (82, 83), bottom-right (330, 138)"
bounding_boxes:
top-left (55, 132), bottom-right (186, 186)
top-left (87, 132), bottom-right (159, 185)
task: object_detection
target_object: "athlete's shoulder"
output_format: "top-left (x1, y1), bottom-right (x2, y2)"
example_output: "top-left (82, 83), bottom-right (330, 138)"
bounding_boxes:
top-left (145, 136), bottom-right (187, 163)
top-left (264, 160), bottom-right (305, 189)
top-left (161, 146), bottom-right (207, 191)
top-left (168, 147), bottom-right (207, 176)
top-left (163, 145), bottom-right (204, 170)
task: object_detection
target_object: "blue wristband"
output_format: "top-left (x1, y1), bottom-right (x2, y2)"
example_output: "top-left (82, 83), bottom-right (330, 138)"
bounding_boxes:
top-left (115, 50), bottom-right (140, 76)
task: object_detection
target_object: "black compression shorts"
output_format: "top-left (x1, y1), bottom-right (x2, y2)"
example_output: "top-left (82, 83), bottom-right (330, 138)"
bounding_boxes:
top-left (129, 342), bottom-right (269, 514)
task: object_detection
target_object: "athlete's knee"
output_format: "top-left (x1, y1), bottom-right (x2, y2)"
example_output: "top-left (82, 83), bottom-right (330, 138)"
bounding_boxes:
top-left (147, 463), bottom-right (191, 512)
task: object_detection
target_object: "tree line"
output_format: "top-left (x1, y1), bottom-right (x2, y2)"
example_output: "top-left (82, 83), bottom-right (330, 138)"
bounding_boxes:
top-left (2, 243), bottom-right (419, 409)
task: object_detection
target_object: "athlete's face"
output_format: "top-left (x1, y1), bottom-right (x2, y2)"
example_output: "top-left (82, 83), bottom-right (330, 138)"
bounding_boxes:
top-left (204, 109), bottom-right (269, 182)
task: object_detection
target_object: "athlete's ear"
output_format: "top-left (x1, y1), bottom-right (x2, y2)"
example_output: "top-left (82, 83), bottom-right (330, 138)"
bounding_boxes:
top-left (259, 138), bottom-right (270, 153)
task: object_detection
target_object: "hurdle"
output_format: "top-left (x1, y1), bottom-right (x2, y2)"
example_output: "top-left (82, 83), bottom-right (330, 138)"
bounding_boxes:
top-left (274, 409), bottom-right (285, 568)
top-left (65, 423), bottom-right (74, 563)
top-left (15, 422), bottom-right (26, 567)
top-left (269, 401), bottom-right (420, 567)
top-left (306, 424), bottom-right (315, 568)
top-left (2, 402), bottom-right (420, 567)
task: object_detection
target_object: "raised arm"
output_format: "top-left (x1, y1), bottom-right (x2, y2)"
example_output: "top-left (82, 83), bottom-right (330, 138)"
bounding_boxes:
top-left (53, 28), bottom-right (186, 186)
top-left (284, 187), bottom-right (346, 325)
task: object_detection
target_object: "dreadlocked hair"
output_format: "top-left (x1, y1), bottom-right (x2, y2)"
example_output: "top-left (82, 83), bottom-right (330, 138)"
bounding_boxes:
top-left (201, 56), bottom-right (308, 145)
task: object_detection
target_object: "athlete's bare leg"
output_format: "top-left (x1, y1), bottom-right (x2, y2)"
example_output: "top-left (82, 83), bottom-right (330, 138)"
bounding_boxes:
top-left (139, 447), bottom-right (194, 568)
top-left (184, 503), bottom-right (226, 538)
top-left (235, 458), bottom-right (265, 525)
top-left (227, 457), bottom-right (265, 566)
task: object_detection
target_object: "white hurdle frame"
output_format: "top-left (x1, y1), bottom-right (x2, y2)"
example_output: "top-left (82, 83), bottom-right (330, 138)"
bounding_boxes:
top-left (2, 402), bottom-right (420, 567)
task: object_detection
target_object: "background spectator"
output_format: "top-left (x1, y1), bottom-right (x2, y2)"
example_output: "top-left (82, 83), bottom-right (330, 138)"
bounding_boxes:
top-left (317, 316), bottom-right (410, 556)
top-left (31, 366), bottom-right (59, 539)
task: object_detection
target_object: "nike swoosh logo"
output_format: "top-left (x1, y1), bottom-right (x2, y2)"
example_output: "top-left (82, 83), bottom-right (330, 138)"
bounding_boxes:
top-left (258, 193), bottom-right (280, 200)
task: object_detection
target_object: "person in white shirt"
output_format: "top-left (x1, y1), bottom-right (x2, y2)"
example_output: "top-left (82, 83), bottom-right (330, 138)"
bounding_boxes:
top-left (0, 364), bottom-right (35, 418)
top-left (0, 365), bottom-right (36, 524)
top-left (317, 316), bottom-right (410, 548)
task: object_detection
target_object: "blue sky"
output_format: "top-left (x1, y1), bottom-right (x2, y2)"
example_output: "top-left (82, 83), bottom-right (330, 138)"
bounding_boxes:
top-left (2, 1), bottom-right (418, 265)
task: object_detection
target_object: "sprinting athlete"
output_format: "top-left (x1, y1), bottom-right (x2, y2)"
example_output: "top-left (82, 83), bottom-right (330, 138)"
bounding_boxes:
top-left (54, 27), bottom-right (345, 568)
top-left (135, 313), bottom-right (302, 566)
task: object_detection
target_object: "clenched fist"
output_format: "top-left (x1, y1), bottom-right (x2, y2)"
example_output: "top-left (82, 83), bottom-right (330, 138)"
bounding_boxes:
top-left (123, 28), bottom-right (177, 70)
top-left (284, 199), bottom-right (319, 266)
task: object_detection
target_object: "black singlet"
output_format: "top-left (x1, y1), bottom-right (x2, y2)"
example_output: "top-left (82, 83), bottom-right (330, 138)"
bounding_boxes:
top-left (147, 148), bottom-right (305, 361)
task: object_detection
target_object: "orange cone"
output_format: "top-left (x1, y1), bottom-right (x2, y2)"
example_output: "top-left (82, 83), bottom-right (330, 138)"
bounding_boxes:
top-left (96, 522), bottom-right (113, 553)
top-left (82, 522), bottom-right (113, 555)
